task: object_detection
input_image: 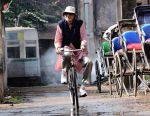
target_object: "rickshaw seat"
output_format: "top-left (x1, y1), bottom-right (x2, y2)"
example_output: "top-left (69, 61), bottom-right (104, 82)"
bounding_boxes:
top-left (122, 31), bottom-right (142, 50)
top-left (112, 37), bottom-right (122, 53)
top-left (141, 24), bottom-right (150, 41)
top-left (102, 41), bottom-right (113, 56)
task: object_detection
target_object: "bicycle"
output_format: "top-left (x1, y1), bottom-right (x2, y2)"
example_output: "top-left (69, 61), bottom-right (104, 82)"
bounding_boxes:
top-left (60, 48), bottom-right (82, 109)
top-left (95, 47), bottom-right (109, 93)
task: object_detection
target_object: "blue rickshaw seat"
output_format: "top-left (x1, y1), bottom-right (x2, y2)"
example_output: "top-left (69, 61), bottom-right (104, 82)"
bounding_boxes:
top-left (112, 37), bottom-right (122, 53)
top-left (122, 31), bottom-right (142, 50)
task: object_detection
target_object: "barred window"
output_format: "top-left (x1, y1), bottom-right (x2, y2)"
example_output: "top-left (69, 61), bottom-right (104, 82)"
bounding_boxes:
top-left (26, 47), bottom-right (36, 58)
top-left (7, 47), bottom-right (20, 58)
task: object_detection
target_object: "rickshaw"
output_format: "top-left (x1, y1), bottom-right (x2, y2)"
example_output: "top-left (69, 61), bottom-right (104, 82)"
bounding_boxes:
top-left (113, 19), bottom-right (141, 96)
top-left (95, 5), bottom-right (150, 97)
top-left (133, 5), bottom-right (150, 95)
top-left (115, 17), bottom-right (150, 96)
top-left (95, 24), bottom-right (118, 94)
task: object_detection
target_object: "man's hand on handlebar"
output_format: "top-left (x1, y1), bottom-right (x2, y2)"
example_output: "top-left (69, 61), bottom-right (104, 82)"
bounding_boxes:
top-left (56, 46), bottom-right (86, 54)
top-left (56, 47), bottom-right (63, 54)
top-left (81, 45), bottom-right (87, 52)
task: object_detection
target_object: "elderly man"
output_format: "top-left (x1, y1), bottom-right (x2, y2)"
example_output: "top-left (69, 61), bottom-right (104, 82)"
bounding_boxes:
top-left (54, 6), bottom-right (93, 97)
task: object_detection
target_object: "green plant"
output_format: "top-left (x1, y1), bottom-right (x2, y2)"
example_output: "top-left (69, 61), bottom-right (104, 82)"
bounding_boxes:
top-left (3, 0), bottom-right (63, 31)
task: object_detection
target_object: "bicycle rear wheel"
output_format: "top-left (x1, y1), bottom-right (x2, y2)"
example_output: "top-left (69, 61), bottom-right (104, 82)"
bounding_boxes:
top-left (95, 60), bottom-right (101, 93)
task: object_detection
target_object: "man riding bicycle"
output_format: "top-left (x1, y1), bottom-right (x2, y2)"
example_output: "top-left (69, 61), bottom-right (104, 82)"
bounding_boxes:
top-left (54, 6), bottom-right (93, 97)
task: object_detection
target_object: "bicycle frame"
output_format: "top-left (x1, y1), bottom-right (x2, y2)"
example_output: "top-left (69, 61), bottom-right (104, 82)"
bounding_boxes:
top-left (61, 48), bottom-right (82, 109)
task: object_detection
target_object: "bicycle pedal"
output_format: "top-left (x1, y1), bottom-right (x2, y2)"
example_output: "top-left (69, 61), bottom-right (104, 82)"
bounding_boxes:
top-left (79, 93), bottom-right (87, 97)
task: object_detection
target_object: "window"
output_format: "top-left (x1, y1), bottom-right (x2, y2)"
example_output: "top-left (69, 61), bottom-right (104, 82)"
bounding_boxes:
top-left (6, 32), bottom-right (17, 40)
top-left (25, 40), bottom-right (36, 44)
top-left (7, 47), bottom-right (20, 58)
top-left (26, 47), bottom-right (36, 58)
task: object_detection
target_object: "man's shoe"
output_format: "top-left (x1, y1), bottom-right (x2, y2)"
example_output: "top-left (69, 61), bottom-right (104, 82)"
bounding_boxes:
top-left (61, 71), bottom-right (67, 84)
top-left (79, 85), bottom-right (87, 97)
top-left (82, 79), bottom-right (90, 85)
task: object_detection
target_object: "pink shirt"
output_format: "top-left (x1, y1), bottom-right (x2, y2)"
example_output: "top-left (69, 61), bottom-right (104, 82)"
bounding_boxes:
top-left (54, 21), bottom-right (88, 72)
top-left (54, 22), bottom-right (88, 49)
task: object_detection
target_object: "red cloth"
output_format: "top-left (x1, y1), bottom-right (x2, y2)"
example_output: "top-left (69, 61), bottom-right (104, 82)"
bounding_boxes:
top-left (55, 55), bottom-right (62, 72)
top-left (55, 54), bottom-right (83, 73)
top-left (127, 43), bottom-right (142, 50)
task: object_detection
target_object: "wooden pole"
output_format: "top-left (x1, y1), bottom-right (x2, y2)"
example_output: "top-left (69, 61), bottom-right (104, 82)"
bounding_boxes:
top-left (0, 0), bottom-right (4, 98)
top-left (74, 0), bottom-right (79, 18)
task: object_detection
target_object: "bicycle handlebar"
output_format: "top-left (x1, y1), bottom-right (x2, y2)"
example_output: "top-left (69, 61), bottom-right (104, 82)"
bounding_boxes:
top-left (60, 48), bottom-right (82, 52)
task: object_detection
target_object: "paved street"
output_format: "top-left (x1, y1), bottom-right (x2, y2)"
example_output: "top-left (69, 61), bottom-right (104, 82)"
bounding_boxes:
top-left (0, 85), bottom-right (150, 116)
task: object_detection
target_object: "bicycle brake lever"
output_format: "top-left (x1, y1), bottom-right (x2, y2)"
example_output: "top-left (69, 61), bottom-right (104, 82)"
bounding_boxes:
top-left (60, 48), bottom-right (64, 51)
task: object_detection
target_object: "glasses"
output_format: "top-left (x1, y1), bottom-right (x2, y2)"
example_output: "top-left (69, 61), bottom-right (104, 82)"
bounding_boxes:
top-left (64, 13), bottom-right (75, 16)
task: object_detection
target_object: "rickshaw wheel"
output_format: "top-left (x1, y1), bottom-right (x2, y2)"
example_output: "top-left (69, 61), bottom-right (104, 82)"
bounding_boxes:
top-left (114, 53), bottom-right (123, 97)
top-left (133, 49), bottom-right (137, 96)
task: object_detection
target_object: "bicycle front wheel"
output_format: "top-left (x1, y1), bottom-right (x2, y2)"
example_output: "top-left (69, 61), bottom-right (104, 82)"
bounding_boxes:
top-left (68, 68), bottom-right (79, 109)
top-left (68, 69), bottom-right (75, 106)
top-left (73, 70), bottom-right (79, 109)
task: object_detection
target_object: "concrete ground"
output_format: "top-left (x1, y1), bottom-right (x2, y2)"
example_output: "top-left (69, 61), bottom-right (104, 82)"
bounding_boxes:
top-left (0, 84), bottom-right (150, 116)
